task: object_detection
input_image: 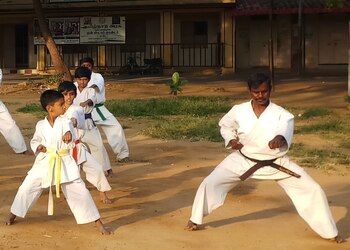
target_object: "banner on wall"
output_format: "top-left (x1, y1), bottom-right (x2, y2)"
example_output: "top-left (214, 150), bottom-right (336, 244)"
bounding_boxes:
top-left (34, 16), bottom-right (125, 45)
top-left (34, 18), bottom-right (80, 45)
top-left (80, 16), bottom-right (125, 44)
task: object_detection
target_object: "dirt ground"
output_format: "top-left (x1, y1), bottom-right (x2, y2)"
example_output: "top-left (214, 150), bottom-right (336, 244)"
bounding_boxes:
top-left (0, 73), bottom-right (349, 250)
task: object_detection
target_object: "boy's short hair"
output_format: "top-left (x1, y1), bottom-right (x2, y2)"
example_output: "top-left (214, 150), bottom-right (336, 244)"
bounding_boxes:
top-left (58, 81), bottom-right (77, 96)
top-left (40, 89), bottom-right (64, 112)
top-left (79, 57), bottom-right (94, 66)
top-left (74, 66), bottom-right (92, 79)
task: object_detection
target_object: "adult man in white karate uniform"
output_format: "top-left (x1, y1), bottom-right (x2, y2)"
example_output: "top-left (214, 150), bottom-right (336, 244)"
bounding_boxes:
top-left (185, 73), bottom-right (343, 243)
top-left (0, 68), bottom-right (28, 154)
top-left (80, 57), bottom-right (130, 162)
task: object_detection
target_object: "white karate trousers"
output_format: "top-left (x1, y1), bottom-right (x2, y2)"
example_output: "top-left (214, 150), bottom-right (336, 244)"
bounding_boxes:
top-left (190, 153), bottom-right (338, 239)
top-left (0, 101), bottom-right (27, 153)
top-left (11, 174), bottom-right (100, 224)
top-left (96, 115), bottom-right (129, 160)
top-left (80, 151), bottom-right (112, 192)
top-left (81, 127), bottom-right (111, 172)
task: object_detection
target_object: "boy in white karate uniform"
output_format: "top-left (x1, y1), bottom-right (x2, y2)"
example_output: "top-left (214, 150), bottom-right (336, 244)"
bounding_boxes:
top-left (58, 81), bottom-right (112, 204)
top-left (185, 73), bottom-right (343, 243)
top-left (0, 68), bottom-right (28, 154)
top-left (73, 66), bottom-right (113, 176)
top-left (80, 57), bottom-right (130, 162)
top-left (5, 89), bottom-right (110, 235)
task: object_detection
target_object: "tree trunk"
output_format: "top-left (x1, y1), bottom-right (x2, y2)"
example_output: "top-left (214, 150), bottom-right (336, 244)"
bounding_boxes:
top-left (32, 0), bottom-right (72, 82)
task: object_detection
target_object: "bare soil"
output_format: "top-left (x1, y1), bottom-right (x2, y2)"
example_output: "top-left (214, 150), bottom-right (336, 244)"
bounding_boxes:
top-left (0, 74), bottom-right (349, 250)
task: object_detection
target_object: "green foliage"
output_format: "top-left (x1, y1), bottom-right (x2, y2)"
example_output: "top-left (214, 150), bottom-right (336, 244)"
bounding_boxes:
top-left (346, 95), bottom-right (350, 103)
top-left (167, 72), bottom-right (188, 96)
top-left (44, 73), bottom-right (64, 85)
top-left (105, 96), bottom-right (231, 117)
top-left (325, 0), bottom-right (345, 8)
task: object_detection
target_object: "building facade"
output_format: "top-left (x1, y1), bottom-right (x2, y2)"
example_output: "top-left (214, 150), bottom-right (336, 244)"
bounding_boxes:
top-left (0, 0), bottom-right (349, 74)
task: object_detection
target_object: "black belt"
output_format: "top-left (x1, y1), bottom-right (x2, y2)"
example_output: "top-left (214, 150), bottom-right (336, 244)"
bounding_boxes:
top-left (84, 113), bottom-right (96, 127)
top-left (239, 150), bottom-right (301, 181)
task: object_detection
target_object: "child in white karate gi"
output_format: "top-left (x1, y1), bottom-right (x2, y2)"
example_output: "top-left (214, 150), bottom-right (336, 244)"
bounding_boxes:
top-left (58, 81), bottom-right (112, 204)
top-left (80, 57), bottom-right (130, 163)
top-left (5, 89), bottom-right (110, 235)
top-left (0, 68), bottom-right (29, 154)
top-left (73, 66), bottom-right (113, 177)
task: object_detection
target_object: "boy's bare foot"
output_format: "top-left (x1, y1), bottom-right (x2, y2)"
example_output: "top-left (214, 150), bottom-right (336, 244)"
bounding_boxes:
top-left (184, 220), bottom-right (198, 231)
top-left (95, 219), bottom-right (111, 235)
top-left (19, 150), bottom-right (33, 156)
top-left (105, 169), bottom-right (113, 178)
top-left (100, 192), bottom-right (113, 204)
top-left (329, 236), bottom-right (345, 243)
top-left (5, 213), bottom-right (16, 225)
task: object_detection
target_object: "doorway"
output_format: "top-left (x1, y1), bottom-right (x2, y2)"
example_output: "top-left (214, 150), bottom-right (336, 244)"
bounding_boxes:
top-left (15, 24), bottom-right (29, 68)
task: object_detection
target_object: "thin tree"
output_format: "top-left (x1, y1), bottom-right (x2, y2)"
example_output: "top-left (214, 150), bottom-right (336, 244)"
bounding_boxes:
top-left (32, 0), bottom-right (72, 81)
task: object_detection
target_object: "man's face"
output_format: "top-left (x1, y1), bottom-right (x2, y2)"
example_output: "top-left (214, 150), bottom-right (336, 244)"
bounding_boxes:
top-left (81, 62), bottom-right (93, 71)
top-left (62, 90), bottom-right (76, 106)
top-left (249, 81), bottom-right (271, 106)
top-left (76, 77), bottom-right (90, 90)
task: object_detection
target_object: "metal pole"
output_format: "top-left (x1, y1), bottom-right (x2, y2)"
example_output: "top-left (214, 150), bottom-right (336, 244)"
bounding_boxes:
top-left (269, 0), bottom-right (275, 90)
top-left (297, 0), bottom-right (303, 75)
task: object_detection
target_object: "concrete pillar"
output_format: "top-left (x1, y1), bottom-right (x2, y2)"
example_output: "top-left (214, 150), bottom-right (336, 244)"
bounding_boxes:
top-left (98, 45), bottom-right (106, 69)
top-left (37, 45), bottom-right (46, 71)
top-left (160, 11), bottom-right (173, 68)
top-left (221, 10), bottom-right (235, 74)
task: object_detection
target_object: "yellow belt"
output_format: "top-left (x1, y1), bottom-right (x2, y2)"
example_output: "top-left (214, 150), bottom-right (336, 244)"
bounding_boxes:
top-left (46, 149), bottom-right (69, 216)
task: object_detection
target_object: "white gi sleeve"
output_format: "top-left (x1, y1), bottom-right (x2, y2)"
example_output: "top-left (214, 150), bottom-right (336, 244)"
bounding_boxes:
top-left (219, 105), bottom-right (240, 148)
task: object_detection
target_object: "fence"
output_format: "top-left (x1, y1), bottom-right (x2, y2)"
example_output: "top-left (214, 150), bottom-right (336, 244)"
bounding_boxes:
top-left (46, 43), bottom-right (224, 70)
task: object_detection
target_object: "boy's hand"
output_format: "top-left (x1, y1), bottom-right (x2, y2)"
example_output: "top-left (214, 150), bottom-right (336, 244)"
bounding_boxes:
top-left (79, 99), bottom-right (93, 107)
top-left (71, 118), bottom-right (77, 128)
top-left (62, 131), bottom-right (72, 144)
top-left (229, 139), bottom-right (243, 150)
top-left (37, 144), bottom-right (47, 153)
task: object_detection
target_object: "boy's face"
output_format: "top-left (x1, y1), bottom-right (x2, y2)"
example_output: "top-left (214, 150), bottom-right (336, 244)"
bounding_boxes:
top-left (47, 98), bottom-right (65, 117)
top-left (62, 90), bottom-right (76, 106)
top-left (81, 62), bottom-right (93, 71)
top-left (76, 77), bottom-right (90, 89)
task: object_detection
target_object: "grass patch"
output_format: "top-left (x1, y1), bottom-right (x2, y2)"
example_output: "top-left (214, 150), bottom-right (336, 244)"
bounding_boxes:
top-left (289, 143), bottom-right (350, 168)
top-left (143, 115), bottom-right (222, 142)
top-left (17, 103), bottom-right (45, 117)
top-left (298, 107), bottom-right (332, 119)
top-left (295, 120), bottom-right (343, 134)
top-left (106, 96), bottom-right (232, 117)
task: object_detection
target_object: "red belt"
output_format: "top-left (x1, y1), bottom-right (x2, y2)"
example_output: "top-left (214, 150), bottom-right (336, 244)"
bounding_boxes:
top-left (72, 140), bottom-right (80, 163)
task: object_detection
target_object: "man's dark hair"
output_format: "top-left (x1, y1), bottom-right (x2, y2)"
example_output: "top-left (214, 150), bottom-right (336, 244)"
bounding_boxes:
top-left (74, 66), bottom-right (91, 79)
top-left (40, 89), bottom-right (64, 112)
top-left (58, 81), bottom-right (77, 96)
top-left (247, 73), bottom-right (271, 90)
top-left (79, 57), bottom-right (94, 66)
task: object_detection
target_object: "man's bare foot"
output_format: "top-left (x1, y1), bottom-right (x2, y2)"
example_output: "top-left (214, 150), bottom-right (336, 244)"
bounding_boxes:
top-left (105, 169), bottom-right (113, 178)
top-left (117, 157), bottom-right (131, 163)
top-left (100, 192), bottom-right (113, 204)
top-left (329, 236), bottom-right (345, 243)
top-left (184, 220), bottom-right (198, 231)
top-left (5, 213), bottom-right (16, 225)
top-left (95, 219), bottom-right (111, 235)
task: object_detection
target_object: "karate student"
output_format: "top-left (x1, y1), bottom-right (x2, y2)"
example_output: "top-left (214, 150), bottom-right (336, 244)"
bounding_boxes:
top-left (58, 81), bottom-right (112, 204)
top-left (185, 73), bottom-right (343, 243)
top-left (5, 89), bottom-right (110, 235)
top-left (73, 66), bottom-right (113, 177)
top-left (80, 57), bottom-right (130, 163)
top-left (0, 68), bottom-right (29, 154)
